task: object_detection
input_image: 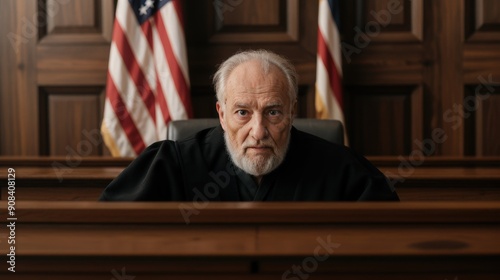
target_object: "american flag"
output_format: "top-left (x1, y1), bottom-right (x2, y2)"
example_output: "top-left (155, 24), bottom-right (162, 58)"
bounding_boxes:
top-left (315, 0), bottom-right (348, 145)
top-left (101, 0), bottom-right (193, 157)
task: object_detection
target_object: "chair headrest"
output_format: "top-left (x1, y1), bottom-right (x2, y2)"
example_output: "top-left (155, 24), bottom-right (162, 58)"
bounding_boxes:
top-left (167, 118), bottom-right (344, 145)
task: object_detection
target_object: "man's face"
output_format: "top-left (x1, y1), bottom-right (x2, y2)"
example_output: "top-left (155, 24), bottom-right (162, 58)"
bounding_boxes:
top-left (216, 60), bottom-right (296, 177)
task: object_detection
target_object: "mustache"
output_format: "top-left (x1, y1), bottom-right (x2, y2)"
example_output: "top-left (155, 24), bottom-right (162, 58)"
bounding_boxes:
top-left (242, 141), bottom-right (275, 149)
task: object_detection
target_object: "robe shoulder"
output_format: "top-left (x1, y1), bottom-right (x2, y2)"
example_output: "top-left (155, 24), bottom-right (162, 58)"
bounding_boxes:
top-left (99, 127), bottom-right (223, 201)
top-left (287, 129), bottom-right (399, 201)
top-left (99, 140), bottom-right (184, 201)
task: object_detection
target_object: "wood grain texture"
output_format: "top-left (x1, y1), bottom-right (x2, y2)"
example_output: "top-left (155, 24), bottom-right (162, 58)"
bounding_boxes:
top-left (0, 202), bottom-right (499, 278)
top-left (46, 0), bottom-right (96, 34)
top-left (0, 0), bottom-right (39, 155)
top-left (48, 94), bottom-right (102, 156)
top-left (37, 45), bottom-right (110, 85)
top-left (345, 86), bottom-right (414, 155)
top-left (2, 201), bottom-right (499, 223)
top-left (465, 0), bottom-right (500, 41)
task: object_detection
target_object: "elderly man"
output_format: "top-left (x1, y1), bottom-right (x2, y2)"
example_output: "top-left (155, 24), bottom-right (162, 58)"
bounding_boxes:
top-left (99, 50), bottom-right (399, 201)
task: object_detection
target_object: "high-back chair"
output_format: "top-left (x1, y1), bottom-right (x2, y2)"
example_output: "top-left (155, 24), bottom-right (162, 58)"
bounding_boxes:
top-left (166, 118), bottom-right (344, 145)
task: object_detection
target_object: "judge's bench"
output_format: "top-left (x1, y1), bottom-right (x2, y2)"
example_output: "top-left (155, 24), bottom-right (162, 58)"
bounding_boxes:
top-left (1, 147), bottom-right (500, 278)
top-left (0, 201), bottom-right (499, 279)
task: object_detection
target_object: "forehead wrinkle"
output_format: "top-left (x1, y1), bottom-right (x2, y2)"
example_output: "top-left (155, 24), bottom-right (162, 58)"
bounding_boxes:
top-left (226, 61), bottom-right (287, 92)
top-left (223, 61), bottom-right (291, 111)
top-left (230, 82), bottom-right (285, 95)
top-left (227, 96), bottom-right (284, 110)
top-left (232, 102), bottom-right (250, 108)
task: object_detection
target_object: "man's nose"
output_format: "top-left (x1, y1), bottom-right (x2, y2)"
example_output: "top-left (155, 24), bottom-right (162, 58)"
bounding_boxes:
top-left (250, 114), bottom-right (268, 140)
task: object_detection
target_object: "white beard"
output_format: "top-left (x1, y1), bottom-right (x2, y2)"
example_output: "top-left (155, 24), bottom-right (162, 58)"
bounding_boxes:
top-left (224, 131), bottom-right (290, 176)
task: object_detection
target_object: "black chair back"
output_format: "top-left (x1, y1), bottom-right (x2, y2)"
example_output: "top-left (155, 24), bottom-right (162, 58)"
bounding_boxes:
top-left (167, 118), bottom-right (344, 145)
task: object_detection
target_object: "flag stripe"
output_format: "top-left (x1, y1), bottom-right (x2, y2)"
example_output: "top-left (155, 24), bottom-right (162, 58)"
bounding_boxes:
top-left (155, 74), bottom-right (171, 138)
top-left (116, 2), bottom-right (158, 92)
top-left (108, 42), bottom-right (158, 143)
top-left (152, 24), bottom-right (184, 122)
top-left (112, 20), bottom-right (156, 121)
top-left (318, 0), bottom-right (342, 76)
top-left (316, 59), bottom-right (343, 121)
top-left (315, 0), bottom-right (348, 145)
top-left (141, 20), bottom-right (154, 51)
top-left (172, 0), bottom-right (185, 28)
top-left (106, 73), bottom-right (146, 155)
top-left (161, 3), bottom-right (190, 88)
top-left (317, 28), bottom-right (343, 109)
top-left (102, 0), bottom-right (193, 157)
top-left (154, 10), bottom-right (193, 117)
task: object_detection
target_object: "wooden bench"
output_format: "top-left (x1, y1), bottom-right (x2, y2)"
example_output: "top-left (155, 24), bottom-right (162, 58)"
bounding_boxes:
top-left (1, 201), bottom-right (499, 279)
top-left (2, 156), bottom-right (500, 201)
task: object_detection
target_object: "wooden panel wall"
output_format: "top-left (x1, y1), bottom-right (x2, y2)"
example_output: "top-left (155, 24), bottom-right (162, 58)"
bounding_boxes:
top-left (1, 0), bottom-right (499, 157)
top-left (464, 0), bottom-right (500, 156)
top-left (1, 0), bottom-right (113, 156)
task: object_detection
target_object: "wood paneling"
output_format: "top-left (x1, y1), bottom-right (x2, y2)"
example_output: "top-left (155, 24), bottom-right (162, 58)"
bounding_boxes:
top-left (35, 0), bottom-right (112, 156)
top-left (475, 88), bottom-right (500, 156)
top-left (0, 0), bottom-right (39, 155)
top-left (46, 0), bottom-right (97, 33)
top-left (465, 0), bottom-right (500, 42)
top-left (210, 0), bottom-right (298, 42)
top-left (220, 0), bottom-right (281, 26)
top-left (39, 87), bottom-right (107, 156)
top-left (346, 86), bottom-right (422, 155)
top-left (185, 0), bottom-right (315, 89)
top-left (37, 0), bottom-right (113, 86)
top-left (463, 0), bottom-right (500, 156)
top-left (37, 44), bottom-right (110, 85)
top-left (464, 46), bottom-right (500, 83)
top-left (39, 0), bottom-right (113, 43)
top-left (424, 0), bottom-right (465, 156)
top-left (1, 0), bottom-right (500, 157)
top-left (361, 0), bottom-right (423, 42)
top-left (48, 93), bottom-right (102, 156)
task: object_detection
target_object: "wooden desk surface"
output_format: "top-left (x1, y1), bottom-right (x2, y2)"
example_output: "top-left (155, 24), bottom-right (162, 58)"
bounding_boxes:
top-left (3, 201), bottom-right (500, 224)
top-left (0, 202), bottom-right (499, 279)
top-left (8, 165), bottom-right (500, 181)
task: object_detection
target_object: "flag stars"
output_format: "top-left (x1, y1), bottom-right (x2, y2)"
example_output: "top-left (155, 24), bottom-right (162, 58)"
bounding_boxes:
top-left (140, 0), bottom-right (155, 15)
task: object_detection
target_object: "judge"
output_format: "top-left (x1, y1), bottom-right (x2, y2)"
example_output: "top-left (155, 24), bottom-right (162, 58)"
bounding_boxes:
top-left (99, 50), bottom-right (399, 201)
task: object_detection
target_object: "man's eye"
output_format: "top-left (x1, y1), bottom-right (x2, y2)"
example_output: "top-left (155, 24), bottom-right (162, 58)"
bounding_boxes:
top-left (268, 110), bottom-right (280, 116)
top-left (237, 110), bottom-right (248, 116)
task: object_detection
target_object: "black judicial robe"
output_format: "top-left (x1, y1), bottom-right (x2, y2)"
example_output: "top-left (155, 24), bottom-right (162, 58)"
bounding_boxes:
top-left (99, 126), bottom-right (399, 201)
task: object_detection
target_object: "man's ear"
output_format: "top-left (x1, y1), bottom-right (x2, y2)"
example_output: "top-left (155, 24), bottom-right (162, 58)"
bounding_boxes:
top-left (216, 101), bottom-right (226, 131)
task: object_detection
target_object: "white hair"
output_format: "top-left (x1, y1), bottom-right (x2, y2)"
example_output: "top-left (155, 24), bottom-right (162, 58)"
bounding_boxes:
top-left (213, 49), bottom-right (298, 104)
